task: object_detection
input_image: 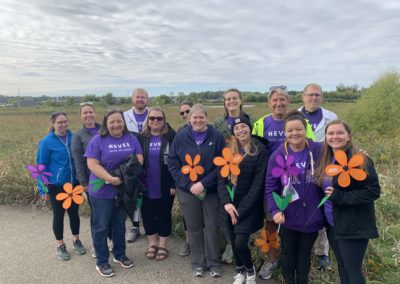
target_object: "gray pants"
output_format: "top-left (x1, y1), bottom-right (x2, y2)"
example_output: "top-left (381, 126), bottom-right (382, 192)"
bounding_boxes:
top-left (176, 189), bottom-right (220, 269)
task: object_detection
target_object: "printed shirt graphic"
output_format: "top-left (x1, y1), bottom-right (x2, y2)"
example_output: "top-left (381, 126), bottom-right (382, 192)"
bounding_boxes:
top-left (288, 148), bottom-right (315, 186)
top-left (146, 135), bottom-right (162, 199)
top-left (133, 109), bottom-right (148, 133)
top-left (85, 133), bottom-right (143, 199)
top-left (191, 129), bottom-right (207, 146)
top-left (263, 115), bottom-right (285, 153)
top-left (302, 108), bottom-right (323, 131)
top-left (226, 116), bottom-right (238, 130)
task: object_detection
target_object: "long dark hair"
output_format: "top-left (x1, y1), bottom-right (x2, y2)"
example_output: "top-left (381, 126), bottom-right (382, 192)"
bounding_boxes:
top-left (99, 109), bottom-right (129, 137)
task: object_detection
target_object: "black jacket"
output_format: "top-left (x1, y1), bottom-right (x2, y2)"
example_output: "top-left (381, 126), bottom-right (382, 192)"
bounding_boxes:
top-left (218, 136), bottom-right (269, 234)
top-left (329, 155), bottom-right (380, 240)
top-left (168, 125), bottom-right (225, 195)
top-left (138, 125), bottom-right (176, 198)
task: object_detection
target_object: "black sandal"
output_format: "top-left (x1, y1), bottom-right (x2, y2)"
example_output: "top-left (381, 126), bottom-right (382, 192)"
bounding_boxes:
top-left (145, 245), bottom-right (158, 259)
top-left (156, 247), bottom-right (169, 261)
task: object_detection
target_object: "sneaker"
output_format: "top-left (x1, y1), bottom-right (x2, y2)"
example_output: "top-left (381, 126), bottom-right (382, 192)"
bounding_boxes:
top-left (258, 260), bottom-right (278, 280)
top-left (96, 264), bottom-right (115, 277)
top-left (192, 267), bottom-right (204, 277)
top-left (113, 256), bottom-right (134, 268)
top-left (317, 255), bottom-right (332, 271)
top-left (91, 248), bottom-right (96, 258)
top-left (246, 272), bottom-right (257, 284)
top-left (179, 242), bottom-right (190, 257)
top-left (126, 227), bottom-right (140, 243)
top-left (233, 272), bottom-right (245, 284)
top-left (221, 244), bottom-right (233, 264)
top-left (73, 240), bottom-right (86, 255)
top-left (56, 245), bottom-right (70, 260)
top-left (209, 266), bottom-right (222, 278)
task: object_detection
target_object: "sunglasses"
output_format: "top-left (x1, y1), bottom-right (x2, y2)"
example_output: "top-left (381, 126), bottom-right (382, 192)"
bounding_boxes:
top-left (180, 110), bottom-right (190, 116)
top-left (79, 101), bottom-right (94, 106)
top-left (51, 112), bottom-right (67, 119)
top-left (148, 116), bottom-right (164, 121)
top-left (269, 85), bottom-right (287, 91)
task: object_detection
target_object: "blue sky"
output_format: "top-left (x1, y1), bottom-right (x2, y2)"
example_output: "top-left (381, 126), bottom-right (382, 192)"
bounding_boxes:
top-left (0, 0), bottom-right (399, 97)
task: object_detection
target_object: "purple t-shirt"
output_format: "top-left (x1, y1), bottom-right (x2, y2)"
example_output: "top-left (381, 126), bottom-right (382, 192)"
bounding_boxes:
top-left (322, 176), bottom-right (334, 227)
top-left (87, 126), bottom-right (99, 136)
top-left (302, 107), bottom-right (323, 132)
top-left (133, 109), bottom-right (148, 133)
top-left (263, 115), bottom-right (285, 153)
top-left (226, 117), bottom-right (238, 130)
top-left (58, 134), bottom-right (67, 144)
top-left (146, 135), bottom-right (162, 199)
top-left (191, 129), bottom-right (207, 146)
top-left (288, 147), bottom-right (316, 186)
top-left (84, 133), bottom-right (143, 199)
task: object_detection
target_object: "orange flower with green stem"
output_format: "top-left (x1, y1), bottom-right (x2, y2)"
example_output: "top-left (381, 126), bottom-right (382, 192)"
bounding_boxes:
top-left (325, 149), bottom-right (367, 187)
top-left (213, 147), bottom-right (243, 177)
top-left (56, 183), bottom-right (85, 209)
top-left (254, 228), bottom-right (280, 253)
top-left (181, 154), bottom-right (204, 182)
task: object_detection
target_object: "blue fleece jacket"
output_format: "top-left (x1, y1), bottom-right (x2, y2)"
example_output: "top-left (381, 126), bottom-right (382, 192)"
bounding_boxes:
top-left (265, 139), bottom-right (324, 233)
top-left (36, 130), bottom-right (77, 194)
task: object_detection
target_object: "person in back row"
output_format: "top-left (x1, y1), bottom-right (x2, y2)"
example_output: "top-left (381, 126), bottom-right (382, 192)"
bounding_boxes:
top-left (298, 83), bottom-right (338, 271)
top-left (123, 88), bottom-right (149, 243)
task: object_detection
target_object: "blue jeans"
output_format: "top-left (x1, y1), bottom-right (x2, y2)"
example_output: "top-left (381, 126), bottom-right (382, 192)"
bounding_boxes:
top-left (90, 196), bottom-right (127, 266)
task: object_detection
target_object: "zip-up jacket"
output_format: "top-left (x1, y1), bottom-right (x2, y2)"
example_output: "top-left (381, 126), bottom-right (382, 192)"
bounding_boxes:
top-left (214, 112), bottom-right (252, 140)
top-left (297, 107), bottom-right (337, 142)
top-left (123, 107), bottom-right (149, 133)
top-left (265, 139), bottom-right (324, 233)
top-left (168, 125), bottom-right (225, 195)
top-left (37, 129), bottom-right (77, 194)
top-left (71, 123), bottom-right (100, 187)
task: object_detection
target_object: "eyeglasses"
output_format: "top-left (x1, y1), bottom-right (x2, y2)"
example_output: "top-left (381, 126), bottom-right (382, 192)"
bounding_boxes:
top-left (148, 116), bottom-right (164, 121)
top-left (51, 112), bottom-right (67, 119)
top-left (269, 85), bottom-right (287, 91)
top-left (180, 110), bottom-right (190, 116)
top-left (304, 93), bottom-right (321, 97)
top-left (55, 120), bottom-right (68, 125)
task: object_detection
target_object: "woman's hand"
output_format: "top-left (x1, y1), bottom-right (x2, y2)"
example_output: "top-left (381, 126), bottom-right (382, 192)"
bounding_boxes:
top-left (273, 212), bottom-right (285, 224)
top-left (170, 188), bottom-right (176, 195)
top-left (325, 186), bottom-right (334, 195)
top-left (109, 176), bottom-right (122, 186)
top-left (190, 182), bottom-right (204, 196)
top-left (224, 203), bottom-right (239, 225)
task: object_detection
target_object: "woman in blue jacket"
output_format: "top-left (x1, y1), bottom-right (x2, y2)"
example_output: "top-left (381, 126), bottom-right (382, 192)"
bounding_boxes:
top-left (265, 110), bottom-right (323, 284)
top-left (37, 112), bottom-right (86, 260)
top-left (168, 104), bottom-right (225, 278)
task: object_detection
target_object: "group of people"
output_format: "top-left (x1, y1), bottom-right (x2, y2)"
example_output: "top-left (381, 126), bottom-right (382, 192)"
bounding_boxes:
top-left (36, 84), bottom-right (380, 284)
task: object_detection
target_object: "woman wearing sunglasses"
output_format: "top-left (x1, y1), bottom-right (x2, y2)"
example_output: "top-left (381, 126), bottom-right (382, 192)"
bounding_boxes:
top-left (37, 112), bottom-right (86, 260)
top-left (137, 107), bottom-right (176, 261)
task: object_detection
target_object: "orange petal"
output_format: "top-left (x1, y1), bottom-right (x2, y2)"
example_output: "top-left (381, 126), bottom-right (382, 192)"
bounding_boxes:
top-left (270, 240), bottom-right (280, 249)
top-left (195, 165), bottom-right (204, 175)
top-left (185, 154), bottom-right (193, 166)
top-left (348, 168), bottom-right (367, 181)
top-left (220, 164), bottom-right (230, 177)
top-left (181, 165), bottom-right (191, 175)
top-left (213, 156), bottom-right (227, 166)
top-left (230, 164), bottom-right (240, 176)
top-left (325, 164), bottom-right (343, 176)
top-left (62, 197), bottom-right (72, 209)
top-left (232, 154), bottom-right (243, 164)
top-left (222, 148), bottom-right (233, 161)
top-left (262, 243), bottom-right (270, 253)
top-left (269, 232), bottom-right (279, 241)
top-left (72, 194), bottom-right (84, 205)
top-left (56, 192), bottom-right (68, 201)
top-left (338, 171), bottom-right (351, 187)
top-left (193, 154), bottom-right (201, 166)
top-left (189, 170), bottom-right (198, 182)
top-left (63, 183), bottom-right (73, 194)
top-left (72, 185), bottom-right (84, 195)
top-left (348, 154), bottom-right (365, 168)
top-left (334, 150), bottom-right (348, 166)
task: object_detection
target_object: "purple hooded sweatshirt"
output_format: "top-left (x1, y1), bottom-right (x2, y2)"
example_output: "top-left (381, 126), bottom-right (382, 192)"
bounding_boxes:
top-left (265, 139), bottom-right (324, 233)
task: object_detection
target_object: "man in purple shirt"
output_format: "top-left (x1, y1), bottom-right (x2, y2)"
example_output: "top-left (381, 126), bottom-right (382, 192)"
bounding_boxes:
top-left (123, 88), bottom-right (150, 243)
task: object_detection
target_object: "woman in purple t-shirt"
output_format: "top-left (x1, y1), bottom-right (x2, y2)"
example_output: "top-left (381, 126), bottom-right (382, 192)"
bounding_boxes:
top-left (138, 107), bottom-right (176, 261)
top-left (85, 110), bottom-right (143, 278)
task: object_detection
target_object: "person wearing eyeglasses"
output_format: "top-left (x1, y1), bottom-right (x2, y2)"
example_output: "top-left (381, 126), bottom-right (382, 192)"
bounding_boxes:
top-left (136, 107), bottom-right (176, 261)
top-left (123, 88), bottom-right (149, 243)
top-left (37, 112), bottom-right (86, 261)
top-left (298, 83), bottom-right (338, 271)
top-left (85, 110), bottom-right (144, 277)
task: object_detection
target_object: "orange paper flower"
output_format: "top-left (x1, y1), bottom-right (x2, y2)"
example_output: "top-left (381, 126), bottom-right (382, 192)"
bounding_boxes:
top-left (325, 150), bottom-right (367, 187)
top-left (181, 154), bottom-right (205, 182)
top-left (254, 229), bottom-right (280, 253)
top-left (213, 148), bottom-right (243, 177)
top-left (56, 183), bottom-right (85, 209)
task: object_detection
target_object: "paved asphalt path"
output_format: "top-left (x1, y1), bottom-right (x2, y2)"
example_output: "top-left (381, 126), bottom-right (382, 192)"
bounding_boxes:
top-left (0, 206), bottom-right (277, 284)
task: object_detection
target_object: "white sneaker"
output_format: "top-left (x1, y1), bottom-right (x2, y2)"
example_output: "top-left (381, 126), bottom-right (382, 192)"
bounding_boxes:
top-left (233, 272), bottom-right (245, 284)
top-left (246, 272), bottom-right (257, 284)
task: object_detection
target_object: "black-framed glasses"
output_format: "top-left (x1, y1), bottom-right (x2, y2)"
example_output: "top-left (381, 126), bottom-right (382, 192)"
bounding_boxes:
top-left (51, 112), bottom-right (67, 119)
top-left (269, 85), bottom-right (287, 92)
top-left (180, 110), bottom-right (190, 116)
top-left (148, 116), bottom-right (164, 121)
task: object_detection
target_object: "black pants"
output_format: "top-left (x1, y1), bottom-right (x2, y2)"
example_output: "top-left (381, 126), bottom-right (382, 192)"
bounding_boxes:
top-left (141, 196), bottom-right (173, 237)
top-left (48, 184), bottom-right (80, 240)
top-left (337, 238), bottom-right (368, 284)
top-left (326, 225), bottom-right (348, 284)
top-left (226, 222), bottom-right (253, 270)
top-left (280, 227), bottom-right (318, 284)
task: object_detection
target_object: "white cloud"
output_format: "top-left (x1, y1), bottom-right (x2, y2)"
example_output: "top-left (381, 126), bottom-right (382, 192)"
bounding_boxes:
top-left (0, 0), bottom-right (398, 95)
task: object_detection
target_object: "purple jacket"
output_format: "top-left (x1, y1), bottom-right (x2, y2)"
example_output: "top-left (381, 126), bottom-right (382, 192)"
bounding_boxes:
top-left (265, 139), bottom-right (324, 233)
